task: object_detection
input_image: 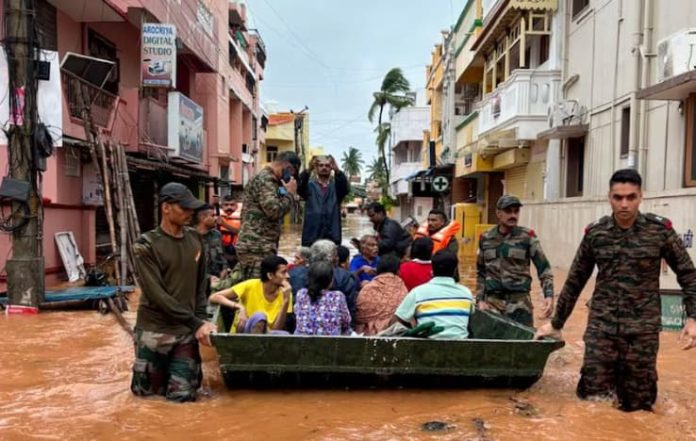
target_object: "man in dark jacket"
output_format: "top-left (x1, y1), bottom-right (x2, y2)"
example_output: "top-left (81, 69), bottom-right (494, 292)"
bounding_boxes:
top-left (366, 202), bottom-right (412, 257)
top-left (298, 155), bottom-right (350, 246)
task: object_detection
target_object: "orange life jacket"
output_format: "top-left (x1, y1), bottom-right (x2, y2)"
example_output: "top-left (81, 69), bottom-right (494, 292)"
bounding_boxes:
top-left (219, 204), bottom-right (242, 246)
top-left (414, 220), bottom-right (461, 254)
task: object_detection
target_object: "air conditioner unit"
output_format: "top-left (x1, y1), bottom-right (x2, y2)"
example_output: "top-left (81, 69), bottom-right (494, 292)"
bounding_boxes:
top-left (657, 29), bottom-right (696, 83)
top-left (547, 99), bottom-right (584, 128)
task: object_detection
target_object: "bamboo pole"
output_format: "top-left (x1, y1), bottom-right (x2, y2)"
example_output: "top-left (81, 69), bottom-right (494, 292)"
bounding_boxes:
top-left (110, 141), bottom-right (128, 285)
top-left (97, 138), bottom-right (120, 284)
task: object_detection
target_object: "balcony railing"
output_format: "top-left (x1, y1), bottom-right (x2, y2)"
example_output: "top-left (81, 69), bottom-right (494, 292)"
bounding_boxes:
top-left (62, 72), bottom-right (117, 128)
top-left (477, 69), bottom-right (561, 139)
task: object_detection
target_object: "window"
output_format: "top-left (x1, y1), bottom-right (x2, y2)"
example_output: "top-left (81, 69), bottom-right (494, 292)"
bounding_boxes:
top-left (266, 145), bottom-right (278, 163)
top-left (566, 136), bottom-right (585, 197)
top-left (88, 30), bottom-right (119, 94)
top-left (685, 95), bottom-right (696, 187)
top-left (572, 0), bottom-right (590, 19)
top-left (620, 106), bottom-right (631, 157)
top-left (539, 34), bottom-right (550, 66)
top-left (36, 0), bottom-right (57, 51)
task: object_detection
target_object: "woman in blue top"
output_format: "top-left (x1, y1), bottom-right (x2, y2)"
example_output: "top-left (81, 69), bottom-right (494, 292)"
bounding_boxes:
top-left (349, 234), bottom-right (381, 288)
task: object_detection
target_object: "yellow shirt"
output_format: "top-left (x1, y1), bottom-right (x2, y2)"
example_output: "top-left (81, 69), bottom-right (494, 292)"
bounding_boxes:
top-left (230, 279), bottom-right (293, 333)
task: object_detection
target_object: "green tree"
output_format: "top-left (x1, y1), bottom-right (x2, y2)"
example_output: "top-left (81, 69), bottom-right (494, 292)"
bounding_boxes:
top-left (365, 156), bottom-right (387, 188)
top-left (368, 68), bottom-right (414, 196)
top-left (340, 146), bottom-right (364, 180)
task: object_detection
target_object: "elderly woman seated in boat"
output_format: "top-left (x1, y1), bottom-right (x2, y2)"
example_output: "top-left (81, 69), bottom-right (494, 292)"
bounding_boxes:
top-left (349, 235), bottom-right (380, 288)
top-left (294, 261), bottom-right (352, 336)
top-left (289, 239), bottom-right (359, 320)
top-left (392, 250), bottom-right (474, 339)
top-left (210, 255), bottom-right (292, 333)
top-left (354, 254), bottom-right (408, 336)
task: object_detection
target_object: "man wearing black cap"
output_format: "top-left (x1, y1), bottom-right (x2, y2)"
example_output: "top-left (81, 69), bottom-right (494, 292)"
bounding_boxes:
top-left (476, 194), bottom-right (554, 327)
top-left (131, 182), bottom-right (217, 402)
top-left (236, 151), bottom-right (301, 279)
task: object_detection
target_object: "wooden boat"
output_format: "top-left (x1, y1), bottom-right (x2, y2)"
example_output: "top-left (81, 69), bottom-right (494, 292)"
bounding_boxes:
top-left (211, 309), bottom-right (564, 390)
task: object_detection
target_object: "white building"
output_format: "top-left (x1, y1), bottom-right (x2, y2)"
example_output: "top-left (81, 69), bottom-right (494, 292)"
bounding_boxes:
top-left (389, 90), bottom-right (431, 222)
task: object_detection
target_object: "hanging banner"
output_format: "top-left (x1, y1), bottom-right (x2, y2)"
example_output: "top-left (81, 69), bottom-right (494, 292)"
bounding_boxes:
top-left (141, 23), bottom-right (176, 88)
top-left (167, 92), bottom-right (204, 163)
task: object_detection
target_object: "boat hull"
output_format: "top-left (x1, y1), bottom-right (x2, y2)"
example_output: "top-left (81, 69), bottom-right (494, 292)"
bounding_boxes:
top-left (211, 310), bottom-right (564, 389)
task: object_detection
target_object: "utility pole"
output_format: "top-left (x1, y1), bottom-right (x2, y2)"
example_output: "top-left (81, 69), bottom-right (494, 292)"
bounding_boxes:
top-left (5, 0), bottom-right (45, 306)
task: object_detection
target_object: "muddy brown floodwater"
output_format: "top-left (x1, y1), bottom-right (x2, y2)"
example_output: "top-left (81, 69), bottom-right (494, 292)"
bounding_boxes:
top-left (1, 214), bottom-right (695, 440)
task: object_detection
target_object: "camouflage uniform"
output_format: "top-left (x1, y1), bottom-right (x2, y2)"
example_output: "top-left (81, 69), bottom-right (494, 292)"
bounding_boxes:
top-left (201, 229), bottom-right (228, 277)
top-left (131, 328), bottom-right (202, 402)
top-left (131, 226), bottom-right (208, 403)
top-left (552, 213), bottom-right (696, 411)
top-left (476, 225), bottom-right (554, 327)
top-left (235, 167), bottom-right (296, 279)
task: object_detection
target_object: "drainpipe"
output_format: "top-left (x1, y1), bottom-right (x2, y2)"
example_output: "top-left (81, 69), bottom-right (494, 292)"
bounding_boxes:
top-left (628, 0), bottom-right (645, 169)
top-left (638, 0), bottom-right (654, 179)
top-left (610, 0), bottom-right (623, 172)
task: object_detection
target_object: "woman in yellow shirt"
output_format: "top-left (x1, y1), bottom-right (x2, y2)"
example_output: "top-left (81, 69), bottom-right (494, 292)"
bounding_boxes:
top-left (210, 255), bottom-right (292, 333)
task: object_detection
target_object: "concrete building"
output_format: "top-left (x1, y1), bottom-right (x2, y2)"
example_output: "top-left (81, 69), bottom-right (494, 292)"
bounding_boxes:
top-left (262, 111), bottom-right (310, 168)
top-left (448, 0), bottom-right (696, 288)
top-left (453, 0), bottom-right (562, 226)
top-left (389, 90), bottom-right (430, 222)
top-left (0, 0), bottom-right (266, 290)
top-left (521, 0), bottom-right (696, 291)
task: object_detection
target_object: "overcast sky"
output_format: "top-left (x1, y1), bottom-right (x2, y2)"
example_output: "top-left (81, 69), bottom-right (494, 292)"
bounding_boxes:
top-left (245, 0), bottom-right (467, 171)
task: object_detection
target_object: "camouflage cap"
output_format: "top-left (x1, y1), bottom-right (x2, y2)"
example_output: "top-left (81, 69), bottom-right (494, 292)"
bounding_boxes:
top-left (496, 195), bottom-right (523, 209)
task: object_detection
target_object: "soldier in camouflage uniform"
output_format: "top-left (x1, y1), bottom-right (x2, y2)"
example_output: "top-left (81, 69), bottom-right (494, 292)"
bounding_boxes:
top-left (193, 203), bottom-right (229, 282)
top-left (236, 151), bottom-right (301, 280)
top-left (477, 195), bottom-right (554, 327)
top-left (131, 183), bottom-right (217, 403)
top-left (536, 169), bottom-right (696, 412)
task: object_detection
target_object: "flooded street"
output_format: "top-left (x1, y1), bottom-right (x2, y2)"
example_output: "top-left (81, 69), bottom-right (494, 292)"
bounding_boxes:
top-left (1, 214), bottom-right (695, 441)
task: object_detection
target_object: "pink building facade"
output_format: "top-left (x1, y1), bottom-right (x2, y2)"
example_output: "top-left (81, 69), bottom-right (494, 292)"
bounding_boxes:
top-left (0, 0), bottom-right (265, 290)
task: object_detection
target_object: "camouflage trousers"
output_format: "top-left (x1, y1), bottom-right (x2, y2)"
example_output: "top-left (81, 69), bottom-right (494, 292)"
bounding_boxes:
top-left (130, 328), bottom-right (202, 403)
top-left (577, 328), bottom-right (659, 412)
top-left (485, 292), bottom-right (534, 327)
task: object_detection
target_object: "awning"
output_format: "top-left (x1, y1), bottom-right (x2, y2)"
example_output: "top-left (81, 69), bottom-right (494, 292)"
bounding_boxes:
top-left (126, 155), bottom-right (215, 181)
top-left (405, 168), bottom-right (434, 181)
top-left (537, 124), bottom-right (589, 140)
top-left (636, 70), bottom-right (696, 101)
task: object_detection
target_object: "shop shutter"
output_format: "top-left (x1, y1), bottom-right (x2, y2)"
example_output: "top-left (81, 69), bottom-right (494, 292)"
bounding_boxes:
top-left (504, 165), bottom-right (527, 199)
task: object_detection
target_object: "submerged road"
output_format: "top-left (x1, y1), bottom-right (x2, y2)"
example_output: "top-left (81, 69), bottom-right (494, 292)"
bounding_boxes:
top-left (1, 214), bottom-right (694, 440)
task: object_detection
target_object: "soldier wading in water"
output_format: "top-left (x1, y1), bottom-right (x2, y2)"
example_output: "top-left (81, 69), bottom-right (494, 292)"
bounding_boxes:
top-left (536, 169), bottom-right (696, 412)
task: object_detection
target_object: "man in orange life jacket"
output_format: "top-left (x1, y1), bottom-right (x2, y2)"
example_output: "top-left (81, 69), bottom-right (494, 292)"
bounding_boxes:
top-left (217, 195), bottom-right (241, 268)
top-left (415, 209), bottom-right (461, 255)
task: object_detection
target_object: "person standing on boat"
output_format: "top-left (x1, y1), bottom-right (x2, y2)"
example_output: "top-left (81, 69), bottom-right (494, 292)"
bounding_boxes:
top-left (414, 209), bottom-right (461, 255)
top-left (536, 169), bottom-right (696, 412)
top-left (298, 155), bottom-right (350, 247)
top-left (366, 202), bottom-right (412, 258)
top-left (236, 151), bottom-right (301, 279)
top-left (131, 182), bottom-right (217, 403)
top-left (476, 195), bottom-right (554, 327)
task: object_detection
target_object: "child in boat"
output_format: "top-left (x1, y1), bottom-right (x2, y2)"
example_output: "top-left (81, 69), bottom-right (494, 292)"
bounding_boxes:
top-left (209, 255), bottom-right (293, 333)
top-left (294, 261), bottom-right (352, 336)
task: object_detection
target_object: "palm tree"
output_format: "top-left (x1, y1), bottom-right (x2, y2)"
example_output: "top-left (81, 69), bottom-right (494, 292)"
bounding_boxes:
top-left (365, 156), bottom-right (387, 188)
top-left (368, 68), bottom-right (414, 195)
top-left (341, 146), bottom-right (364, 180)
